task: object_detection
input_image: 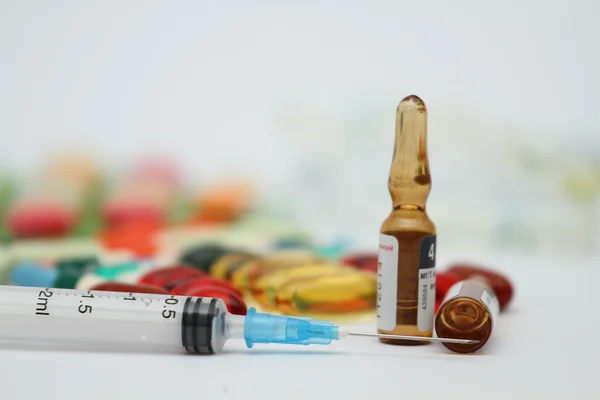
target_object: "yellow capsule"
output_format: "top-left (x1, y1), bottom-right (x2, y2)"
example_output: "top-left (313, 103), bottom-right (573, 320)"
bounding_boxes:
top-left (248, 257), bottom-right (330, 294)
top-left (249, 254), bottom-right (329, 287)
top-left (275, 271), bottom-right (377, 317)
top-left (251, 263), bottom-right (348, 310)
top-left (209, 252), bottom-right (257, 280)
top-left (230, 258), bottom-right (260, 291)
top-left (230, 249), bottom-right (322, 291)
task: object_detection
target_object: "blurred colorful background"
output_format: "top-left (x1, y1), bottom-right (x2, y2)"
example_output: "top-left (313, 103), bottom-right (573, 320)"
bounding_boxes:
top-left (0, 0), bottom-right (598, 258)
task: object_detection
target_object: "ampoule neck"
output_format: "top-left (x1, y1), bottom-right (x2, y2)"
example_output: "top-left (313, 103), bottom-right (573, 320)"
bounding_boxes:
top-left (387, 95), bottom-right (431, 210)
top-left (393, 204), bottom-right (426, 211)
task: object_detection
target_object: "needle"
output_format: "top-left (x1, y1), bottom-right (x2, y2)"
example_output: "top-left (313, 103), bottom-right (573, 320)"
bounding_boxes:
top-left (348, 332), bottom-right (479, 345)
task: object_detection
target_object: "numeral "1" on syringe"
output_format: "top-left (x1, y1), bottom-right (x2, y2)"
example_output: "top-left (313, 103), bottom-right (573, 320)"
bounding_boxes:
top-left (79, 290), bottom-right (94, 314)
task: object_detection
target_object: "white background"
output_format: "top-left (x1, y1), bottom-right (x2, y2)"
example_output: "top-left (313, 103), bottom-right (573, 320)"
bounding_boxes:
top-left (1, 0), bottom-right (599, 257)
top-left (1, 2), bottom-right (599, 398)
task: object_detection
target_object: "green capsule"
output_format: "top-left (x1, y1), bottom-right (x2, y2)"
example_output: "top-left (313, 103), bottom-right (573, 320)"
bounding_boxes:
top-left (0, 174), bottom-right (15, 243)
top-left (54, 257), bottom-right (99, 289)
top-left (0, 247), bottom-right (10, 284)
top-left (70, 180), bottom-right (106, 237)
top-left (166, 193), bottom-right (195, 225)
top-left (94, 262), bottom-right (144, 280)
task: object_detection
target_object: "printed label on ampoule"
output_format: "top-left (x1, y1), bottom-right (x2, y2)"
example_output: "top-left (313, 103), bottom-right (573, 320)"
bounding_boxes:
top-left (417, 235), bottom-right (436, 332)
top-left (377, 234), bottom-right (398, 331)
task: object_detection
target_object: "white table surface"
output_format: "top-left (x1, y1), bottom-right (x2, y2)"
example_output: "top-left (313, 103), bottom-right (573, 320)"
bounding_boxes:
top-left (1, 252), bottom-right (598, 399)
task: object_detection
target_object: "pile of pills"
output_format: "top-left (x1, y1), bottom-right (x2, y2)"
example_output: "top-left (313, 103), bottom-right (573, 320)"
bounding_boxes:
top-left (0, 153), bottom-right (513, 322)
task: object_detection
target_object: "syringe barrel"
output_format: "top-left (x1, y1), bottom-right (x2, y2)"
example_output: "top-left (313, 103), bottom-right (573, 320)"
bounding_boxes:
top-left (0, 285), bottom-right (229, 354)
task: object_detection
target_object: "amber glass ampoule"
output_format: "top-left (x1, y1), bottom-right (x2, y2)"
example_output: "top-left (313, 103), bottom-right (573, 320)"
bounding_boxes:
top-left (377, 95), bottom-right (437, 345)
top-left (434, 277), bottom-right (500, 353)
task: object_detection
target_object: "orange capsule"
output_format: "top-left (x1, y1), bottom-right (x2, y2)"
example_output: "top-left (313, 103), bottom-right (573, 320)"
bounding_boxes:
top-left (98, 221), bottom-right (162, 257)
top-left (187, 286), bottom-right (247, 315)
top-left (89, 282), bottom-right (170, 295)
top-left (194, 182), bottom-right (254, 223)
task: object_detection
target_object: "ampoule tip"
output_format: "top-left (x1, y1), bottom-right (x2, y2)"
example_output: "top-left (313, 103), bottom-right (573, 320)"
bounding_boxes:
top-left (398, 94), bottom-right (426, 112)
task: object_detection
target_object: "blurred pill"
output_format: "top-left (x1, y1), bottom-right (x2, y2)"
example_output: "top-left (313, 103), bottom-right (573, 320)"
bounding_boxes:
top-left (75, 273), bottom-right (107, 290)
top-left (43, 153), bottom-right (99, 185)
top-left (10, 256), bottom-right (97, 289)
top-left (194, 183), bottom-right (253, 223)
top-left (229, 259), bottom-right (260, 291)
top-left (209, 252), bottom-right (258, 280)
top-left (0, 250), bottom-right (10, 284)
top-left (54, 257), bottom-right (98, 289)
top-left (89, 282), bottom-right (170, 295)
top-left (7, 203), bottom-right (76, 238)
top-left (103, 158), bottom-right (178, 228)
top-left (117, 268), bottom-right (152, 284)
top-left (341, 252), bottom-right (378, 273)
top-left (186, 286), bottom-right (247, 315)
top-left (99, 221), bottom-right (162, 257)
top-left (259, 249), bottom-right (319, 265)
top-left (170, 277), bottom-right (243, 297)
top-left (180, 244), bottom-right (231, 273)
top-left (230, 255), bottom-right (318, 292)
top-left (272, 238), bottom-right (311, 250)
top-left (275, 270), bottom-right (377, 316)
top-left (129, 156), bottom-right (181, 186)
top-left (7, 155), bottom-right (99, 238)
top-left (161, 272), bottom-right (212, 291)
top-left (11, 260), bottom-right (59, 287)
top-left (314, 237), bottom-right (354, 260)
top-left (104, 203), bottom-right (165, 228)
top-left (138, 265), bottom-right (207, 288)
top-left (435, 271), bottom-right (463, 300)
top-left (0, 176), bottom-right (15, 240)
top-left (73, 256), bottom-right (150, 290)
top-left (446, 263), bottom-right (514, 310)
top-left (243, 250), bottom-right (324, 290)
top-left (250, 264), bottom-right (344, 310)
top-left (94, 262), bottom-right (145, 280)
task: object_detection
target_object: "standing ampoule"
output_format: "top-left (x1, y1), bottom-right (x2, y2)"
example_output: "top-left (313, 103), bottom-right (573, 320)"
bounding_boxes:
top-left (377, 95), bottom-right (437, 345)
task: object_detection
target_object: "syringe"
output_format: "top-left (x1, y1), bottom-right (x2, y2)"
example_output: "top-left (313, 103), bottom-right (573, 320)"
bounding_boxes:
top-left (0, 285), bottom-right (476, 354)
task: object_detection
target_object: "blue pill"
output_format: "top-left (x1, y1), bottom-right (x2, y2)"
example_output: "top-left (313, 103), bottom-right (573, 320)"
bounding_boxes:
top-left (10, 261), bottom-right (58, 288)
